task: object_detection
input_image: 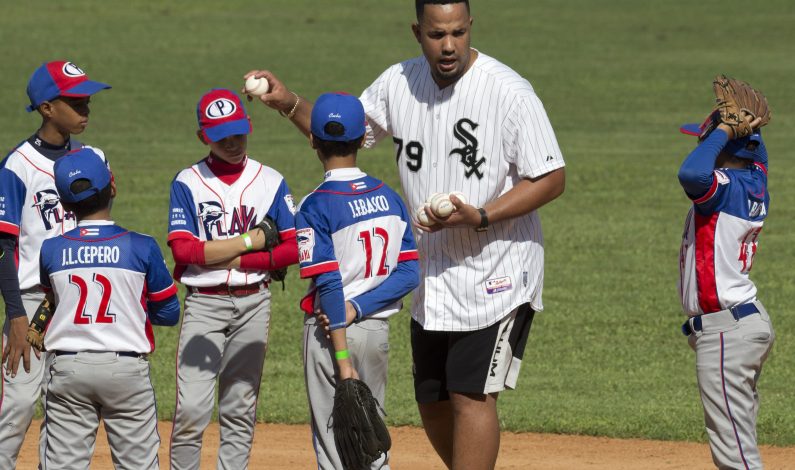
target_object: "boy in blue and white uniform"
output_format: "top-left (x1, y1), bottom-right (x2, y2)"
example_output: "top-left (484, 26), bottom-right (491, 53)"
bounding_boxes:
top-left (39, 148), bottom-right (180, 469)
top-left (0, 60), bottom-right (110, 467)
top-left (297, 93), bottom-right (420, 469)
top-left (678, 109), bottom-right (774, 469)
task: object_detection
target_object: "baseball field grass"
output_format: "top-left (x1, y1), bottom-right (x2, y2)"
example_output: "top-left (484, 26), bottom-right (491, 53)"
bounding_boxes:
top-left (2, 0), bottom-right (794, 446)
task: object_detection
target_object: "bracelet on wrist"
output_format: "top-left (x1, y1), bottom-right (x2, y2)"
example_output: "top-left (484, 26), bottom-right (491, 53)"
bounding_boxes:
top-left (241, 232), bottom-right (254, 251)
top-left (335, 349), bottom-right (350, 360)
top-left (474, 207), bottom-right (489, 232)
top-left (279, 92), bottom-right (300, 119)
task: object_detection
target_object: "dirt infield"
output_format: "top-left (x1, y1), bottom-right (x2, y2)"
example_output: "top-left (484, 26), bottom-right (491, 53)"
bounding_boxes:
top-left (19, 420), bottom-right (795, 469)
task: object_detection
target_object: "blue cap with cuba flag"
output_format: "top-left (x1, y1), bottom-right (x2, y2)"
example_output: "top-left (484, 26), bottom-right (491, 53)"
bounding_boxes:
top-left (680, 111), bottom-right (767, 165)
top-left (26, 61), bottom-right (111, 112)
top-left (54, 148), bottom-right (112, 204)
top-left (197, 89), bottom-right (252, 142)
top-left (310, 92), bottom-right (366, 141)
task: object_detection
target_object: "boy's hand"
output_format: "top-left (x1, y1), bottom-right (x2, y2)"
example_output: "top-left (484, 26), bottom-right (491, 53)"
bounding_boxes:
top-left (316, 301), bottom-right (358, 338)
top-left (3, 316), bottom-right (32, 377)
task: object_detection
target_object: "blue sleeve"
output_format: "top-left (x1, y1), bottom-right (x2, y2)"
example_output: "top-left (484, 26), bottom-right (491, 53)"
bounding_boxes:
top-left (144, 238), bottom-right (180, 326)
top-left (38, 240), bottom-right (52, 289)
top-left (0, 164), bottom-right (26, 235)
top-left (168, 179), bottom-right (199, 239)
top-left (0, 234), bottom-right (25, 319)
top-left (265, 179), bottom-right (297, 234)
top-left (296, 206), bottom-right (339, 277)
top-left (678, 129), bottom-right (729, 199)
top-left (316, 270), bottom-right (347, 330)
top-left (349, 259), bottom-right (420, 319)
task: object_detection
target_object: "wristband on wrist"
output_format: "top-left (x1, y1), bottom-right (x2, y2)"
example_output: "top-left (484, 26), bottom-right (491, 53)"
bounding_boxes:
top-left (335, 349), bottom-right (350, 360)
top-left (279, 92), bottom-right (300, 119)
top-left (475, 207), bottom-right (489, 232)
top-left (241, 232), bottom-right (254, 252)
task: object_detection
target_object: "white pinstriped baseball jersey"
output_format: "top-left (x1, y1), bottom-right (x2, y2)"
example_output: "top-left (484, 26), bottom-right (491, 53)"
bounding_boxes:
top-left (359, 50), bottom-right (565, 331)
top-left (0, 140), bottom-right (106, 289)
top-left (167, 156), bottom-right (296, 287)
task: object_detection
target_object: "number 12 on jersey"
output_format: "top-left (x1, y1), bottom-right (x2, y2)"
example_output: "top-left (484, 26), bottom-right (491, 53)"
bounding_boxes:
top-left (358, 227), bottom-right (390, 278)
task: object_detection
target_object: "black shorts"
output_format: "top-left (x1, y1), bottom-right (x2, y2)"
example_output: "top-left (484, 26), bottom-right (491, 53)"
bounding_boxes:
top-left (411, 303), bottom-right (535, 404)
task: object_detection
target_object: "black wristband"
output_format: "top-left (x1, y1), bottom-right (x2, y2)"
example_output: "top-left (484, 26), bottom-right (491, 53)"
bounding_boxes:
top-left (475, 207), bottom-right (489, 232)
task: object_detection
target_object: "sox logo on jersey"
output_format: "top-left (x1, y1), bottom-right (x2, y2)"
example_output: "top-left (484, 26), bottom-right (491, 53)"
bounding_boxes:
top-left (449, 118), bottom-right (485, 179)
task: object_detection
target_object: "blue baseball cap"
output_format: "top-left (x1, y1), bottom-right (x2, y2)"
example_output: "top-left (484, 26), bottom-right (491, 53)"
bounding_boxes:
top-left (680, 112), bottom-right (767, 164)
top-left (26, 61), bottom-right (111, 112)
top-left (310, 93), bottom-right (366, 141)
top-left (197, 89), bottom-right (252, 142)
top-left (54, 148), bottom-right (112, 203)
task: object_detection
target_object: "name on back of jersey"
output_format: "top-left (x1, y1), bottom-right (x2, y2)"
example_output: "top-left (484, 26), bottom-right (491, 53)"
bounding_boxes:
top-left (348, 195), bottom-right (390, 218)
top-left (61, 245), bottom-right (120, 266)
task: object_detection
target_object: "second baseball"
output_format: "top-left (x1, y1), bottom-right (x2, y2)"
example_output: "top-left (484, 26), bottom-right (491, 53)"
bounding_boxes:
top-left (244, 76), bottom-right (270, 96)
top-left (416, 204), bottom-right (433, 226)
top-left (431, 194), bottom-right (455, 218)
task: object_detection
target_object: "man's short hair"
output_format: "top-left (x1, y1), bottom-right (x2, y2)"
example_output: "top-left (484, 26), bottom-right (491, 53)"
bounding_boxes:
top-left (415, 0), bottom-right (470, 19)
top-left (313, 122), bottom-right (363, 158)
top-left (63, 179), bottom-right (112, 219)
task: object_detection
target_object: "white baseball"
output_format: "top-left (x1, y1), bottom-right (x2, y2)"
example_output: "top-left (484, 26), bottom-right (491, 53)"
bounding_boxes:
top-left (244, 76), bottom-right (270, 97)
top-left (449, 191), bottom-right (467, 205)
top-left (416, 204), bottom-right (433, 226)
top-left (431, 194), bottom-right (455, 218)
top-left (425, 192), bottom-right (443, 204)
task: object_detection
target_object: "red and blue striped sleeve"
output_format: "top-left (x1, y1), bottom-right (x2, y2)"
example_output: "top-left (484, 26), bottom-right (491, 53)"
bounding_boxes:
top-left (144, 237), bottom-right (180, 326)
top-left (265, 179), bottom-right (297, 239)
top-left (678, 129), bottom-right (731, 211)
top-left (296, 204), bottom-right (339, 278)
top-left (0, 162), bottom-right (26, 236)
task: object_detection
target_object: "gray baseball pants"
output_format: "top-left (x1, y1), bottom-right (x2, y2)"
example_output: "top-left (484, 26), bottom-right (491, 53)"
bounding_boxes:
top-left (170, 289), bottom-right (271, 470)
top-left (43, 352), bottom-right (160, 469)
top-left (687, 301), bottom-right (775, 470)
top-left (303, 314), bottom-right (390, 470)
top-left (0, 289), bottom-right (50, 469)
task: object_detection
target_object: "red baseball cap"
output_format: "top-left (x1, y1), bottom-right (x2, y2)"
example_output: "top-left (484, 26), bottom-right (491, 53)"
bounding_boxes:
top-left (26, 61), bottom-right (111, 112)
top-left (196, 89), bottom-right (252, 142)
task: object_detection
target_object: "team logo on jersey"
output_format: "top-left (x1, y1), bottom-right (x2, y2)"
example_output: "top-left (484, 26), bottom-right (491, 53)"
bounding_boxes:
top-left (449, 118), bottom-right (485, 179)
top-left (350, 181), bottom-right (367, 191)
top-left (32, 189), bottom-right (70, 231)
top-left (204, 99), bottom-right (237, 119)
top-left (715, 170), bottom-right (730, 185)
top-left (485, 276), bottom-right (512, 295)
top-left (198, 201), bottom-right (257, 240)
top-left (62, 62), bottom-right (86, 77)
top-left (297, 228), bottom-right (315, 263)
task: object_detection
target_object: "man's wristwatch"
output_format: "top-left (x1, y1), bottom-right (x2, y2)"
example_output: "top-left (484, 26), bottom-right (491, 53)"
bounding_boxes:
top-left (475, 207), bottom-right (489, 232)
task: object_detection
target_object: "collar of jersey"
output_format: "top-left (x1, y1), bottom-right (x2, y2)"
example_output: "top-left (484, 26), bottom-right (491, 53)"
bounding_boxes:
top-left (324, 167), bottom-right (366, 181)
top-left (77, 220), bottom-right (115, 226)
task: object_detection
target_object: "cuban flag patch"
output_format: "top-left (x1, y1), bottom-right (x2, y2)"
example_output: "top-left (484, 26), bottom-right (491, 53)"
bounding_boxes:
top-left (485, 276), bottom-right (513, 294)
top-left (79, 227), bottom-right (100, 237)
top-left (350, 181), bottom-right (367, 191)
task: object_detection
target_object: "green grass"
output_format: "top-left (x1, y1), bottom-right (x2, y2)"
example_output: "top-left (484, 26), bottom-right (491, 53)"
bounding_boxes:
top-left (2, 0), bottom-right (794, 445)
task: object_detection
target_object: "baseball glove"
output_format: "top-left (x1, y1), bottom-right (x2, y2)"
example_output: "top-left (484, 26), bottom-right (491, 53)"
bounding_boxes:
top-left (26, 296), bottom-right (54, 352)
top-left (332, 378), bottom-right (391, 470)
top-left (254, 216), bottom-right (288, 289)
top-left (711, 75), bottom-right (771, 139)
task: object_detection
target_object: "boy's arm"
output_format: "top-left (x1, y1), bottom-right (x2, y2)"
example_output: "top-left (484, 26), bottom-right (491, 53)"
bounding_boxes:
top-left (238, 179), bottom-right (299, 271)
top-left (0, 234), bottom-right (25, 320)
top-left (0, 164), bottom-right (26, 320)
top-left (677, 128), bottom-right (729, 199)
top-left (144, 238), bottom-right (180, 326)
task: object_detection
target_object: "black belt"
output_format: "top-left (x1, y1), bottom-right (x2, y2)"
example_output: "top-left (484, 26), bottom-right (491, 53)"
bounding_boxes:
top-left (54, 350), bottom-right (142, 358)
top-left (681, 303), bottom-right (760, 336)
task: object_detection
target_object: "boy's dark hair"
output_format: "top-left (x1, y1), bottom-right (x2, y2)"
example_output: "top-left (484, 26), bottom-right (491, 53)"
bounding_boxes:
top-left (313, 122), bottom-right (363, 158)
top-left (62, 179), bottom-right (112, 219)
top-left (415, 0), bottom-right (470, 19)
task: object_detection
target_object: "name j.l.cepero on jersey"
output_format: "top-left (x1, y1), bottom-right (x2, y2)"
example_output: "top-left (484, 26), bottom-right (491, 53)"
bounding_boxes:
top-left (61, 245), bottom-right (120, 266)
top-left (348, 194), bottom-right (390, 218)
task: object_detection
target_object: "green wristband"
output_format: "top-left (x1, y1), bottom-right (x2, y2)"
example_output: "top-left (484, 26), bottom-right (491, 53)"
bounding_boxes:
top-left (335, 349), bottom-right (350, 360)
top-left (241, 232), bottom-right (254, 251)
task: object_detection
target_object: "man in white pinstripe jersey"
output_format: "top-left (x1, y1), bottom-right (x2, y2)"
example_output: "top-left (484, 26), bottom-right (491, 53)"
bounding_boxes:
top-left (247, 1), bottom-right (565, 468)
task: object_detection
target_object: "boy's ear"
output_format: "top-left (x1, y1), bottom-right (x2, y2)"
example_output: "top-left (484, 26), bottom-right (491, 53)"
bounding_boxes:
top-left (309, 133), bottom-right (317, 149)
top-left (110, 179), bottom-right (117, 199)
top-left (196, 130), bottom-right (208, 145)
top-left (38, 101), bottom-right (54, 118)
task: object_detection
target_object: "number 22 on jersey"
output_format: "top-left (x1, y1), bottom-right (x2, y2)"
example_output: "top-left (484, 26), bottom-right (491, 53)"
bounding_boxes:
top-left (69, 273), bottom-right (117, 324)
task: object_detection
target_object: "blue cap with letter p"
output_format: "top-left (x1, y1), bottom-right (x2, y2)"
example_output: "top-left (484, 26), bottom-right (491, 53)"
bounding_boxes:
top-left (310, 92), bottom-right (366, 142)
top-left (54, 148), bottom-right (112, 203)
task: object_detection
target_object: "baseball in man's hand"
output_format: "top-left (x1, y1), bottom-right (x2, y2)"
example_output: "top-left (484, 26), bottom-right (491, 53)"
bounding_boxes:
top-left (244, 76), bottom-right (270, 97)
top-left (448, 191), bottom-right (467, 205)
top-left (416, 204), bottom-right (433, 226)
top-left (430, 193), bottom-right (455, 218)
